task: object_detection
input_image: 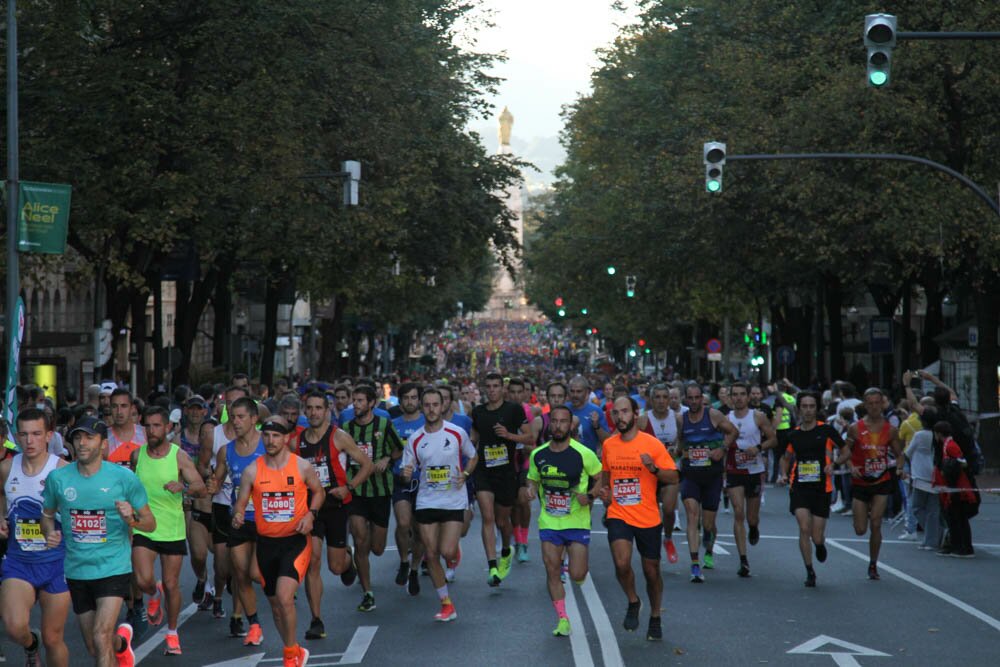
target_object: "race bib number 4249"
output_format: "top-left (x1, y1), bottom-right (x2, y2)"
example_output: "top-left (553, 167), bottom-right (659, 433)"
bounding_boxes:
top-left (613, 478), bottom-right (641, 506)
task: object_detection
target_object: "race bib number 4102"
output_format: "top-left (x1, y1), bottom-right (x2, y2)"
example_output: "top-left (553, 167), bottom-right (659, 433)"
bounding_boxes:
top-left (70, 510), bottom-right (108, 544)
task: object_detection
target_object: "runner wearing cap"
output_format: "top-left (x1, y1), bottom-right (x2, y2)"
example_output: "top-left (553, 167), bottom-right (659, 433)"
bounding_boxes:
top-left (42, 415), bottom-right (156, 667)
top-left (232, 417), bottom-right (324, 667)
top-left (0, 408), bottom-right (70, 666)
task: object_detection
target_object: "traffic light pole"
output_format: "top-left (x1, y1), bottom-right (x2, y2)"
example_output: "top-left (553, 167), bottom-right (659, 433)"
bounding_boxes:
top-left (726, 152), bottom-right (1000, 216)
top-left (897, 32), bottom-right (1000, 40)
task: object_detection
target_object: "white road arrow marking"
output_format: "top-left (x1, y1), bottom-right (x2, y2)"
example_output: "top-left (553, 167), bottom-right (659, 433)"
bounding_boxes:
top-left (202, 652), bottom-right (266, 667)
top-left (788, 634), bottom-right (890, 667)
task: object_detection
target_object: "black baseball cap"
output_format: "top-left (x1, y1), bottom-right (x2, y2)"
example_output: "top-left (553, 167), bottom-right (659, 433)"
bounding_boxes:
top-left (260, 418), bottom-right (290, 435)
top-left (68, 416), bottom-right (108, 440)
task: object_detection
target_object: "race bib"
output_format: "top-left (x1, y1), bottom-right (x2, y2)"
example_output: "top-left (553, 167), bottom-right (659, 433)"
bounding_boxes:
top-left (70, 510), bottom-right (107, 544)
top-left (14, 518), bottom-right (46, 551)
top-left (688, 447), bottom-right (710, 467)
top-left (734, 449), bottom-right (754, 469)
top-left (261, 492), bottom-right (295, 523)
top-left (357, 443), bottom-right (373, 462)
top-left (798, 460), bottom-right (821, 483)
top-left (544, 490), bottom-right (571, 516)
top-left (484, 445), bottom-right (509, 468)
top-left (613, 478), bottom-right (641, 506)
top-left (427, 465), bottom-right (451, 490)
top-left (864, 457), bottom-right (886, 478)
top-left (312, 461), bottom-right (331, 487)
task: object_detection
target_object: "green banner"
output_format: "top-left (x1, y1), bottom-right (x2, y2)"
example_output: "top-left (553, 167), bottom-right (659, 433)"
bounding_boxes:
top-left (17, 181), bottom-right (72, 254)
top-left (4, 296), bottom-right (25, 426)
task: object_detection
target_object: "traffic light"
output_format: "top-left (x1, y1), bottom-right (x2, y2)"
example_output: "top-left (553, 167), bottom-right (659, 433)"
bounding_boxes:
top-left (554, 297), bottom-right (563, 307)
top-left (606, 265), bottom-right (616, 276)
top-left (628, 347), bottom-right (637, 358)
top-left (703, 142), bottom-right (726, 193)
top-left (638, 339), bottom-right (646, 347)
top-left (580, 307), bottom-right (588, 315)
top-left (864, 14), bottom-right (896, 87)
top-left (644, 347), bottom-right (651, 355)
top-left (750, 355), bottom-right (765, 368)
top-left (557, 308), bottom-right (566, 317)
top-left (626, 274), bottom-right (637, 298)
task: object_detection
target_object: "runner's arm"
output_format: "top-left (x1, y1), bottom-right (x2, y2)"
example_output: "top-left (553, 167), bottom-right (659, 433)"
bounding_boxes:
top-left (890, 427), bottom-right (904, 473)
top-left (778, 446), bottom-right (792, 483)
top-left (206, 447), bottom-right (228, 495)
top-left (231, 462), bottom-right (257, 524)
top-left (0, 458), bottom-right (9, 537)
top-left (757, 411), bottom-right (778, 451)
top-left (334, 429), bottom-right (373, 492)
top-left (129, 502), bottom-right (157, 533)
top-left (197, 424), bottom-right (215, 478)
top-left (299, 457), bottom-right (325, 512)
top-left (177, 449), bottom-right (207, 497)
top-left (835, 425), bottom-right (855, 467)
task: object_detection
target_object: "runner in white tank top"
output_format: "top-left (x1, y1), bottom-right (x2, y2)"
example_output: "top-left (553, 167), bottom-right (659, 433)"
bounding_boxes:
top-left (724, 383), bottom-right (777, 577)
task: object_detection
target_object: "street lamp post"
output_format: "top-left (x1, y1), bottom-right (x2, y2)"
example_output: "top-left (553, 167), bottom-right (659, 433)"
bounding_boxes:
top-left (6, 0), bottom-right (20, 391)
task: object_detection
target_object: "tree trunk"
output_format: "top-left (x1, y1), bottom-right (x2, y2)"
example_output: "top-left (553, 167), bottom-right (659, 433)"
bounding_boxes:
top-left (825, 276), bottom-right (845, 382)
top-left (261, 280), bottom-right (280, 388)
top-left (920, 270), bottom-right (943, 366)
top-left (900, 281), bottom-right (913, 377)
top-left (173, 267), bottom-right (219, 387)
top-left (974, 287), bottom-right (1000, 468)
top-left (212, 279), bottom-right (232, 370)
top-left (130, 290), bottom-right (149, 396)
top-left (152, 276), bottom-right (164, 390)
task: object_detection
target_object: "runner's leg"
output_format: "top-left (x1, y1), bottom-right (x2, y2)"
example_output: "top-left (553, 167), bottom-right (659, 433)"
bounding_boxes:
top-left (39, 588), bottom-right (71, 667)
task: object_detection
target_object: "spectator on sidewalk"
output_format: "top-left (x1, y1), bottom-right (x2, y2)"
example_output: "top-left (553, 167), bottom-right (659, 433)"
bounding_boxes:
top-left (904, 410), bottom-right (943, 550)
top-left (932, 422), bottom-right (979, 558)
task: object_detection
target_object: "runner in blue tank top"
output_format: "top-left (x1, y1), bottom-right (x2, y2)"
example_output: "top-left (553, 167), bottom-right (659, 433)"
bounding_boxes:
top-left (677, 384), bottom-right (737, 582)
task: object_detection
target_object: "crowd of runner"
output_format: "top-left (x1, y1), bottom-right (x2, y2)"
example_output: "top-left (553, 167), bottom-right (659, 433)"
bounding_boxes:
top-left (0, 359), bottom-right (984, 664)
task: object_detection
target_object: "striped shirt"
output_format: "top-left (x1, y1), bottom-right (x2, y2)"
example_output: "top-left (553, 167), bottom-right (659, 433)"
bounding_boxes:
top-left (344, 415), bottom-right (403, 497)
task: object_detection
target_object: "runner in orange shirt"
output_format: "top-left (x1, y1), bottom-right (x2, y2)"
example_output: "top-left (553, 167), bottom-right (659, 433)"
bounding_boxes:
top-left (232, 417), bottom-right (325, 667)
top-left (597, 396), bottom-right (678, 642)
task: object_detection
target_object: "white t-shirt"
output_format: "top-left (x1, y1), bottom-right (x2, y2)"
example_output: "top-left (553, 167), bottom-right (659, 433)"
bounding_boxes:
top-left (402, 421), bottom-right (475, 511)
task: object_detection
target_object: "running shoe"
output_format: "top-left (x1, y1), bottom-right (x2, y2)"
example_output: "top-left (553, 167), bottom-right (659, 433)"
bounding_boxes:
top-left (867, 563), bottom-right (880, 580)
top-left (147, 581), bottom-right (165, 626)
top-left (702, 553), bottom-right (714, 570)
top-left (229, 615), bottom-right (247, 638)
top-left (553, 618), bottom-right (571, 637)
top-left (357, 591), bottom-right (376, 612)
top-left (623, 600), bottom-right (641, 632)
top-left (434, 602), bottom-right (457, 622)
top-left (445, 567), bottom-right (456, 583)
top-left (898, 531), bottom-right (918, 541)
top-left (212, 598), bottom-right (225, 619)
top-left (395, 562), bottom-right (410, 586)
top-left (408, 569), bottom-right (421, 596)
top-left (953, 550), bottom-right (976, 559)
top-left (664, 539), bottom-right (678, 564)
top-left (341, 549), bottom-right (358, 587)
top-left (244, 623), bottom-right (264, 646)
top-left (198, 591), bottom-right (215, 612)
top-left (487, 567), bottom-right (502, 587)
top-left (646, 616), bottom-right (663, 642)
top-left (690, 564), bottom-right (704, 583)
top-left (517, 543), bottom-right (530, 563)
top-left (24, 631), bottom-right (40, 667)
top-left (192, 579), bottom-right (206, 604)
top-left (560, 561), bottom-right (568, 583)
top-left (805, 571), bottom-right (817, 588)
top-left (163, 633), bottom-right (182, 656)
top-left (421, 559), bottom-right (430, 577)
top-left (748, 525), bottom-right (760, 546)
top-left (284, 646), bottom-right (310, 667)
top-left (815, 543), bottom-right (828, 563)
top-left (305, 617), bottom-right (326, 640)
top-left (127, 604), bottom-right (149, 640)
top-left (498, 551), bottom-right (513, 580)
top-left (115, 623), bottom-right (135, 667)
top-left (737, 563), bottom-right (751, 578)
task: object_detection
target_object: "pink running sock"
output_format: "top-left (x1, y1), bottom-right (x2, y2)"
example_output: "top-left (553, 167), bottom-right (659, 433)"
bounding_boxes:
top-left (553, 599), bottom-right (567, 619)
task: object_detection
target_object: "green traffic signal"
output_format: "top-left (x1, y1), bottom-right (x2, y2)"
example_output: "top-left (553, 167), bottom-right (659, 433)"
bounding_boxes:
top-left (581, 307), bottom-right (588, 315)
top-left (868, 70), bottom-right (888, 86)
top-left (606, 266), bottom-right (616, 275)
top-left (557, 308), bottom-right (566, 317)
top-left (628, 348), bottom-right (637, 358)
top-left (706, 178), bottom-right (722, 193)
top-left (626, 289), bottom-right (635, 298)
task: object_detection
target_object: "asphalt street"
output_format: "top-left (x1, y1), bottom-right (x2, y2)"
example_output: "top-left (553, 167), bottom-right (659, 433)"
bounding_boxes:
top-left (4, 487), bottom-right (999, 666)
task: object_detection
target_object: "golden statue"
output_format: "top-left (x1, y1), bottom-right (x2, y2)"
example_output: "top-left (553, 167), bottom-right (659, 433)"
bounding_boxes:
top-left (498, 106), bottom-right (513, 146)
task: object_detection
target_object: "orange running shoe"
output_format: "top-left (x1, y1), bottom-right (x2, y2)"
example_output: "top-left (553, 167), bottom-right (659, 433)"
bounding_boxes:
top-left (244, 623), bottom-right (264, 646)
top-left (163, 633), bottom-right (182, 656)
top-left (147, 581), bottom-right (165, 626)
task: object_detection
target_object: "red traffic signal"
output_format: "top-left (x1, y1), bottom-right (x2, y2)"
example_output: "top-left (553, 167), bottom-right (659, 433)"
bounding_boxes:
top-left (638, 338), bottom-right (646, 347)
top-left (554, 297), bottom-right (564, 307)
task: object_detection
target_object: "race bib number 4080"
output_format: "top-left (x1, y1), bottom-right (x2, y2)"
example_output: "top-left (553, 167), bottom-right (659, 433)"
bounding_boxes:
top-left (261, 492), bottom-right (295, 523)
top-left (70, 510), bottom-right (108, 544)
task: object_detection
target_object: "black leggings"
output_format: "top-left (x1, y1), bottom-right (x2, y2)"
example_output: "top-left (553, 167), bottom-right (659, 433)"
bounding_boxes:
top-left (944, 502), bottom-right (973, 553)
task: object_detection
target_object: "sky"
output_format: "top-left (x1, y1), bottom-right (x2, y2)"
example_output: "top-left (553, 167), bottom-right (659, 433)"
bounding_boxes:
top-left (461, 0), bottom-right (639, 185)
